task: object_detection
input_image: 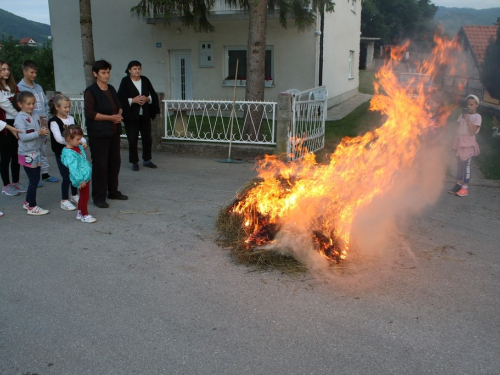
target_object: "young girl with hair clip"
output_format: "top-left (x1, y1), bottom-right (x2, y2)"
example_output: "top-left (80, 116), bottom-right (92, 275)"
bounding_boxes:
top-left (0, 59), bottom-right (25, 197)
top-left (14, 91), bottom-right (50, 215)
top-left (49, 94), bottom-right (88, 211)
top-left (61, 125), bottom-right (96, 223)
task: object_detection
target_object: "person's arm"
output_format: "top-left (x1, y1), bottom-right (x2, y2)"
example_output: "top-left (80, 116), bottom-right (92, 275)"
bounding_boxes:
top-left (84, 90), bottom-right (122, 123)
top-left (463, 114), bottom-right (481, 135)
top-left (15, 115), bottom-right (44, 142)
top-left (0, 90), bottom-right (18, 117)
top-left (50, 120), bottom-right (66, 145)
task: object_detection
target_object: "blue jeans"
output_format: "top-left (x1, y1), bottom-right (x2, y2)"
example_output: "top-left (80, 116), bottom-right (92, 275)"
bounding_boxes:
top-left (23, 166), bottom-right (40, 208)
top-left (56, 155), bottom-right (78, 200)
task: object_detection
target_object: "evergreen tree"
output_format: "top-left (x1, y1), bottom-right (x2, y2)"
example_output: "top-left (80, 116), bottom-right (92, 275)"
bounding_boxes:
top-left (481, 26), bottom-right (500, 100)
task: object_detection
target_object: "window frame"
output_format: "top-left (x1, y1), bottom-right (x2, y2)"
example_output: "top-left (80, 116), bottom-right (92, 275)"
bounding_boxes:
top-left (348, 50), bottom-right (355, 80)
top-left (223, 45), bottom-right (274, 87)
top-left (351, 0), bottom-right (356, 13)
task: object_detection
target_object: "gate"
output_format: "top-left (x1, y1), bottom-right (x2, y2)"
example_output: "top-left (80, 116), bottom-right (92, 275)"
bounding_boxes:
top-left (288, 87), bottom-right (328, 161)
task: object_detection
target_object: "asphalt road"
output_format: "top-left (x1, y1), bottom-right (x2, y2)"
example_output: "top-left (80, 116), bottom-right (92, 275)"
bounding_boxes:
top-left (0, 149), bottom-right (499, 375)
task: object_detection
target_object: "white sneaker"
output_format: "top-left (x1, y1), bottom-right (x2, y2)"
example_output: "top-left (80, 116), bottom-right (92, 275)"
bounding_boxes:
top-left (70, 195), bottom-right (80, 205)
top-left (23, 201), bottom-right (29, 210)
top-left (76, 210), bottom-right (82, 220)
top-left (61, 200), bottom-right (77, 211)
top-left (27, 206), bottom-right (49, 216)
top-left (81, 214), bottom-right (97, 223)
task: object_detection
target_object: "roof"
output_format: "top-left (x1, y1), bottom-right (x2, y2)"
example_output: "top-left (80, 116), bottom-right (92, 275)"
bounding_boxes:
top-left (19, 37), bottom-right (36, 44)
top-left (460, 25), bottom-right (498, 66)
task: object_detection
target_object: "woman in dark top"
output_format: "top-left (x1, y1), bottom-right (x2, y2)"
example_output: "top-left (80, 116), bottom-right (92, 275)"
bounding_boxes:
top-left (118, 60), bottom-right (160, 171)
top-left (84, 60), bottom-right (127, 208)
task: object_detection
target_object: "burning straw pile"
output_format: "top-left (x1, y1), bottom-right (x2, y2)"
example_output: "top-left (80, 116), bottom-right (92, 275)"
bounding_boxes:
top-left (217, 36), bottom-right (461, 273)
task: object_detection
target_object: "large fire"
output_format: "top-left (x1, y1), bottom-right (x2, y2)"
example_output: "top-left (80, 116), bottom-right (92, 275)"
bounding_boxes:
top-left (228, 36), bottom-right (462, 264)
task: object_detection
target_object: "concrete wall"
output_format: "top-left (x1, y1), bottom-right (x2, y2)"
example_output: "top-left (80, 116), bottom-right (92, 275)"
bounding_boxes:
top-left (322, 0), bottom-right (361, 107)
top-left (49, 0), bottom-right (360, 104)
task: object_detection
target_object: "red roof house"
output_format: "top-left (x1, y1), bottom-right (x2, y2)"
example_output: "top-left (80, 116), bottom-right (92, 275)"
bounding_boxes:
top-left (19, 37), bottom-right (37, 47)
top-left (443, 24), bottom-right (498, 103)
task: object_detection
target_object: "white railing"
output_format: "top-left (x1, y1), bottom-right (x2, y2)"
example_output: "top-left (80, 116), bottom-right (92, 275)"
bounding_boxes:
top-left (288, 87), bottom-right (328, 161)
top-left (211, 0), bottom-right (244, 12)
top-left (69, 96), bottom-right (86, 131)
top-left (164, 100), bottom-right (277, 145)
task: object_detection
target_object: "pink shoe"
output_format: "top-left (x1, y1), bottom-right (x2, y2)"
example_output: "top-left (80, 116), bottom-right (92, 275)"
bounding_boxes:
top-left (456, 188), bottom-right (468, 197)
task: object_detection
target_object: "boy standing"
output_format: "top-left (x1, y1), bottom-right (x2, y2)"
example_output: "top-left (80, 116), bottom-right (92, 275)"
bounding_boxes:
top-left (17, 60), bottom-right (59, 183)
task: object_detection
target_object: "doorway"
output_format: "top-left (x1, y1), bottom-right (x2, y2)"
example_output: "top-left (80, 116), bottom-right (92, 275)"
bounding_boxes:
top-left (170, 50), bottom-right (193, 100)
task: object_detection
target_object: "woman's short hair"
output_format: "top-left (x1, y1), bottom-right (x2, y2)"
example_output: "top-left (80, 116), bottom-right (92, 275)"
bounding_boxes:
top-left (125, 60), bottom-right (142, 74)
top-left (92, 60), bottom-right (112, 74)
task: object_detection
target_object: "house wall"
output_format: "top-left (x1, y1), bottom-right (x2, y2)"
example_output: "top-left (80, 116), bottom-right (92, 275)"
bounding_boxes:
top-left (48, 0), bottom-right (360, 105)
top-left (322, 0), bottom-right (361, 107)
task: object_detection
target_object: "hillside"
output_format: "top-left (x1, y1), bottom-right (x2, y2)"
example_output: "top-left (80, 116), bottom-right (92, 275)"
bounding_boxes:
top-left (435, 6), bottom-right (500, 37)
top-left (0, 8), bottom-right (51, 44)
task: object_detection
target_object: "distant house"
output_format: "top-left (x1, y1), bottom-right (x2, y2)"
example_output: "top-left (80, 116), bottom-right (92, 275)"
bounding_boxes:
top-left (48, 0), bottom-right (362, 107)
top-left (19, 37), bottom-right (37, 47)
top-left (444, 24), bottom-right (498, 103)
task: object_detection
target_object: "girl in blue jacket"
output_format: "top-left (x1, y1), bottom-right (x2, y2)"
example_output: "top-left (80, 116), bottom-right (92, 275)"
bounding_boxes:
top-left (61, 125), bottom-right (96, 223)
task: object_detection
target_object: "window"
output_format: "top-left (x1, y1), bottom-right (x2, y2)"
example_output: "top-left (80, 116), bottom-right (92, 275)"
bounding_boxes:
top-left (224, 46), bottom-right (274, 86)
top-left (348, 50), bottom-right (355, 79)
top-left (351, 0), bottom-right (356, 13)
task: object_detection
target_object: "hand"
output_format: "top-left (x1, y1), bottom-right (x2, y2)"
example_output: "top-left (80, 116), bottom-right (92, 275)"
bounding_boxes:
top-left (38, 127), bottom-right (49, 136)
top-left (79, 181), bottom-right (86, 189)
top-left (81, 142), bottom-right (88, 149)
top-left (111, 114), bottom-right (123, 124)
top-left (132, 95), bottom-right (142, 105)
top-left (7, 125), bottom-right (22, 140)
top-left (463, 114), bottom-right (470, 121)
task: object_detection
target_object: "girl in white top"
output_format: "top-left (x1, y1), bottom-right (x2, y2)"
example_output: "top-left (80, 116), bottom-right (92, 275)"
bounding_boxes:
top-left (48, 94), bottom-right (87, 211)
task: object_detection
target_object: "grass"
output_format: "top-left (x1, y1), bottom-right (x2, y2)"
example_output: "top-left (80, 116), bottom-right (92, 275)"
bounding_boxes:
top-left (359, 70), bottom-right (376, 95)
top-left (315, 101), bottom-right (384, 162)
top-left (458, 110), bottom-right (500, 180)
top-left (168, 114), bottom-right (275, 142)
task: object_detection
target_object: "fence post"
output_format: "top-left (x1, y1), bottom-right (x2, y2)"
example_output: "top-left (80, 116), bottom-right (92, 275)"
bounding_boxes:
top-left (276, 92), bottom-right (292, 161)
top-left (151, 92), bottom-right (165, 151)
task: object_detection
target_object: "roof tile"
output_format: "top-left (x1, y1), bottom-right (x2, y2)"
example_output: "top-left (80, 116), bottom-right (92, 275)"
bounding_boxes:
top-left (462, 25), bottom-right (498, 65)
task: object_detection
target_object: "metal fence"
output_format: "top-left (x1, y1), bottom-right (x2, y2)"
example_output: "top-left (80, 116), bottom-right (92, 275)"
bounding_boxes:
top-left (69, 96), bottom-right (86, 131)
top-left (440, 76), bottom-right (484, 101)
top-left (287, 87), bottom-right (328, 161)
top-left (164, 100), bottom-right (277, 145)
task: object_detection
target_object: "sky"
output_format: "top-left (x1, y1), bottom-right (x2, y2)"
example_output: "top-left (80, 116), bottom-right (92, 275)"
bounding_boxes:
top-left (1, 0), bottom-right (499, 25)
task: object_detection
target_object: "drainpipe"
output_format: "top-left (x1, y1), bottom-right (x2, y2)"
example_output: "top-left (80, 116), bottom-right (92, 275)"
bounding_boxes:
top-left (318, 8), bottom-right (325, 86)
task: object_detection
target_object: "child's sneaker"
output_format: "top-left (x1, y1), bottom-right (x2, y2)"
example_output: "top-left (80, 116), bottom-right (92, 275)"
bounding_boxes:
top-left (27, 206), bottom-right (50, 216)
top-left (43, 175), bottom-right (59, 182)
top-left (61, 200), bottom-right (77, 211)
top-left (448, 184), bottom-right (462, 194)
top-left (81, 215), bottom-right (97, 223)
top-left (456, 188), bottom-right (469, 197)
top-left (2, 184), bottom-right (20, 196)
top-left (70, 195), bottom-right (80, 205)
top-left (76, 210), bottom-right (83, 220)
top-left (23, 201), bottom-right (29, 210)
top-left (12, 182), bottom-right (27, 193)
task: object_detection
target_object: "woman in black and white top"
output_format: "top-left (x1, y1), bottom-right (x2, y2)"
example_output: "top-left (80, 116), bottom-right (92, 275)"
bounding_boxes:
top-left (117, 61), bottom-right (160, 172)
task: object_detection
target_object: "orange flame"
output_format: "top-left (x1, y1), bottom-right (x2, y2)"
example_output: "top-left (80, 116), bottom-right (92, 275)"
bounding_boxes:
top-left (231, 35), bottom-right (463, 262)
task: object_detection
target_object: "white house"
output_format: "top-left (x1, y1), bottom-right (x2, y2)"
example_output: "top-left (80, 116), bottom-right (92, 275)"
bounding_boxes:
top-left (19, 37), bottom-right (38, 47)
top-left (48, 0), bottom-right (361, 107)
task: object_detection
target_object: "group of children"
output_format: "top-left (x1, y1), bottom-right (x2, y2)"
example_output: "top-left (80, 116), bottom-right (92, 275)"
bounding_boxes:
top-left (0, 60), bottom-right (95, 222)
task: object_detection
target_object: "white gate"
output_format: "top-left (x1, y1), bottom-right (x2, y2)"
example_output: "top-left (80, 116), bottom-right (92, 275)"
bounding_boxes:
top-left (288, 87), bottom-right (328, 161)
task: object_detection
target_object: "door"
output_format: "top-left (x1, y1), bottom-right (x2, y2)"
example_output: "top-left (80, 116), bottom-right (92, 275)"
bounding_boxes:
top-left (171, 51), bottom-right (193, 100)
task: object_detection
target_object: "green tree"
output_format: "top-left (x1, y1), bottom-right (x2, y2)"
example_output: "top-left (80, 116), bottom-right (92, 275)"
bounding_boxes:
top-left (0, 36), bottom-right (55, 91)
top-left (481, 26), bottom-right (500, 100)
top-left (361, 0), bottom-right (437, 49)
top-left (132, 0), bottom-right (334, 140)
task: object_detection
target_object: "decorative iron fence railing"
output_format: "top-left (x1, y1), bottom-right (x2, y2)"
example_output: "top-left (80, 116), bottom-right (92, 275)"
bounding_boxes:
top-left (164, 100), bottom-right (277, 145)
top-left (440, 76), bottom-right (485, 101)
top-left (288, 87), bottom-right (328, 161)
top-left (69, 96), bottom-right (86, 131)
